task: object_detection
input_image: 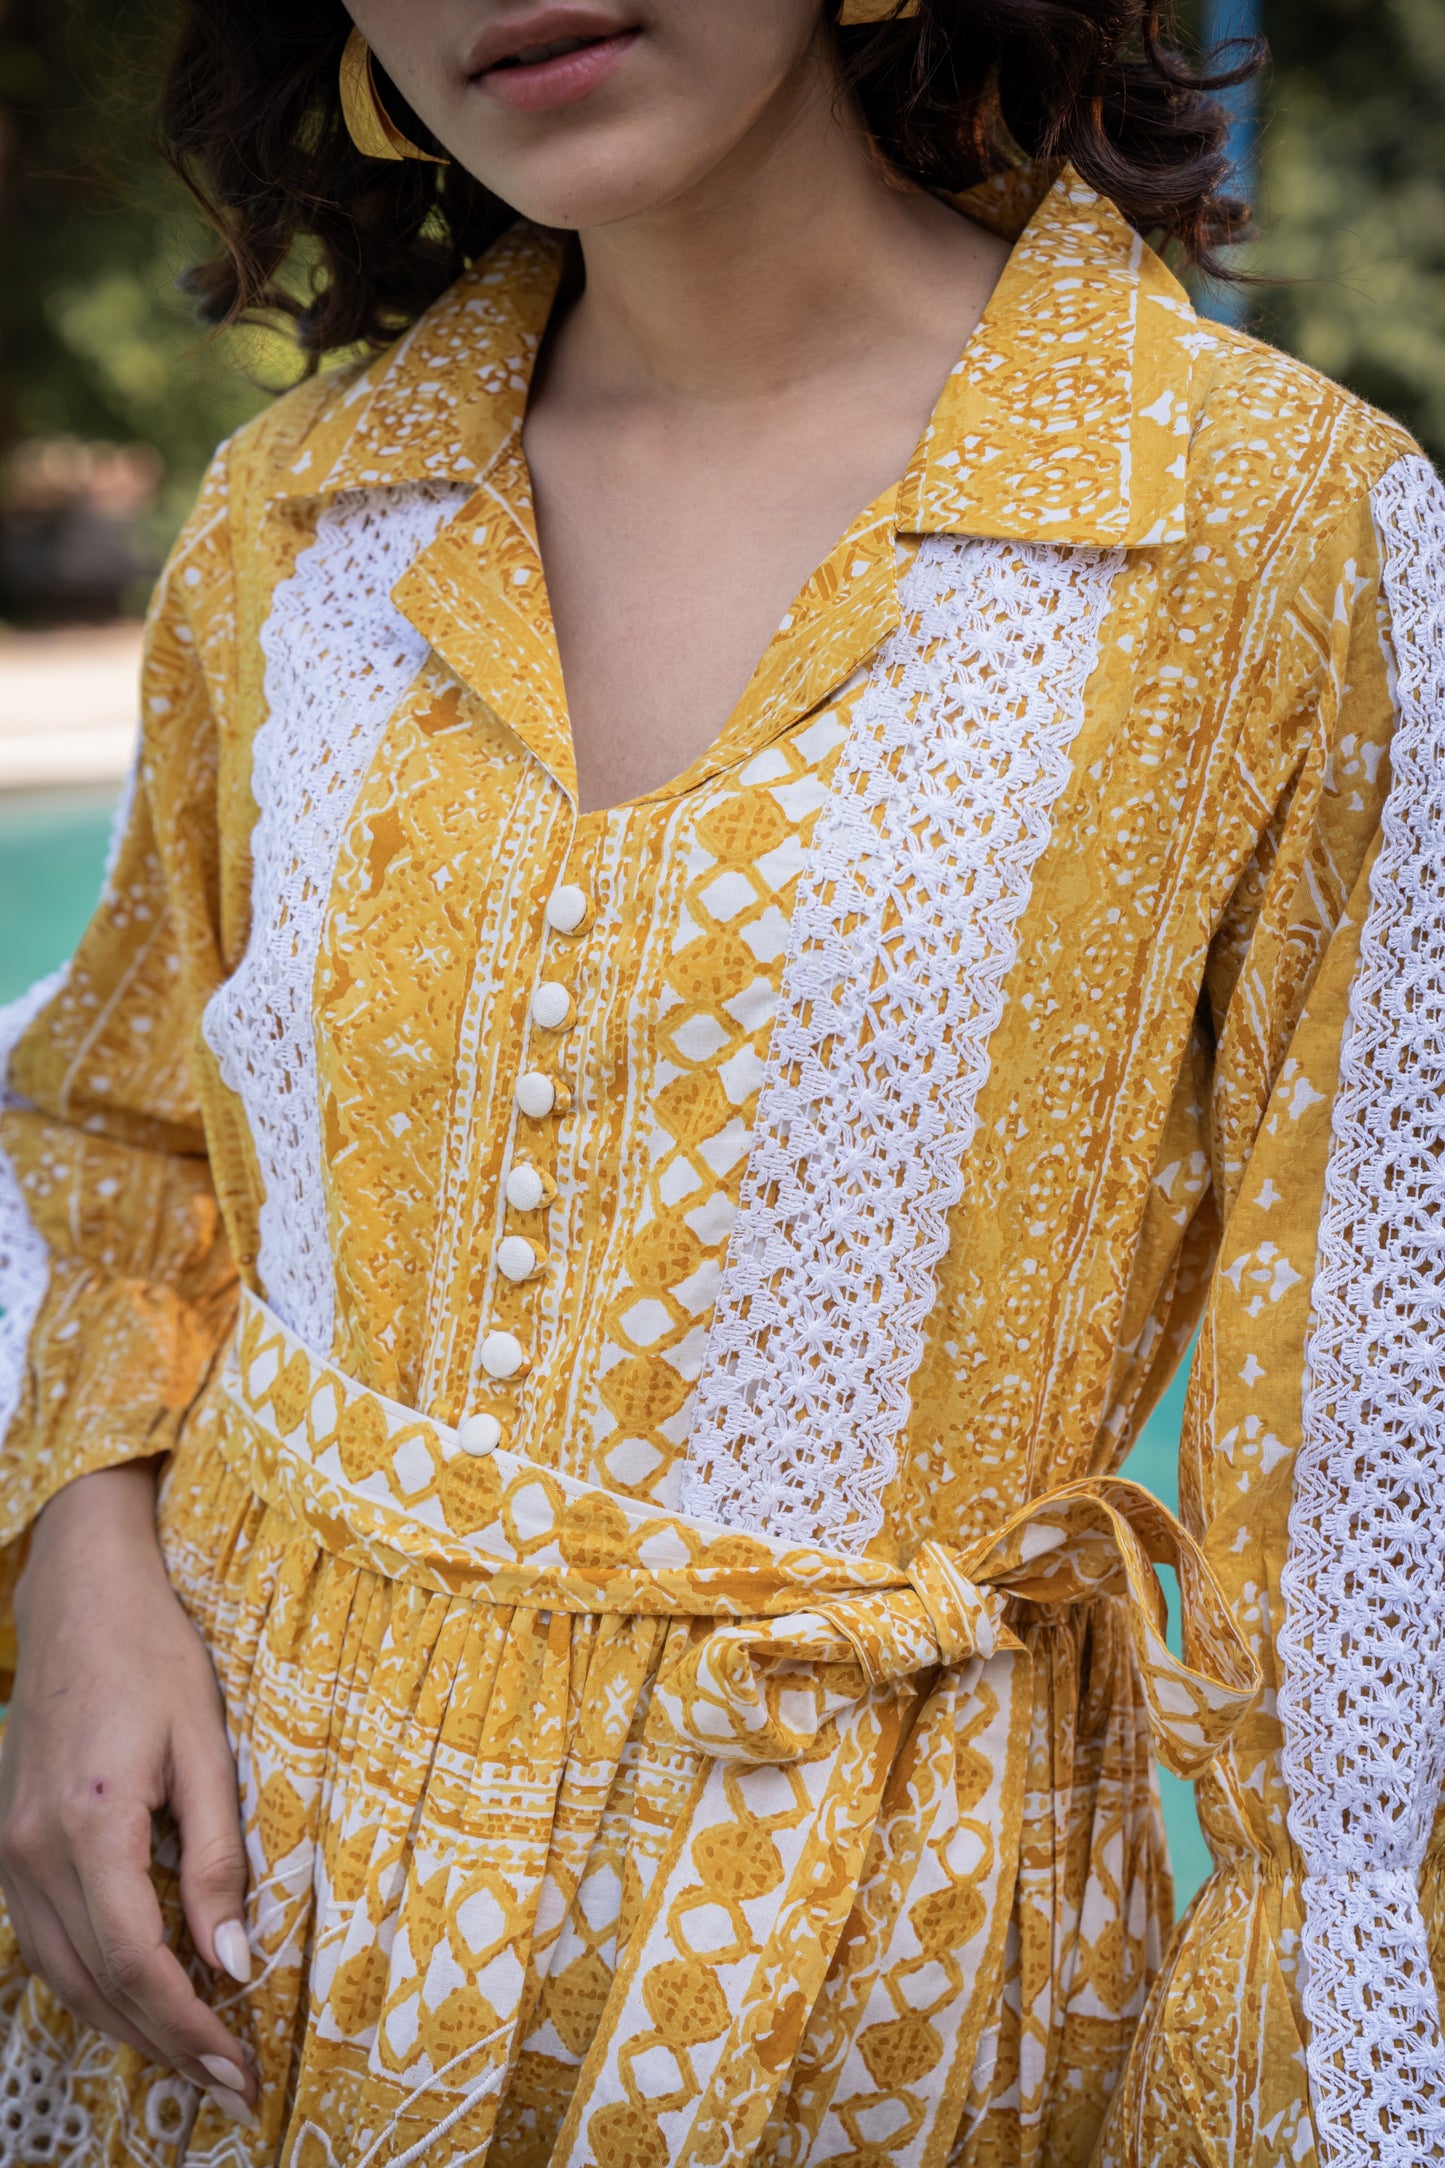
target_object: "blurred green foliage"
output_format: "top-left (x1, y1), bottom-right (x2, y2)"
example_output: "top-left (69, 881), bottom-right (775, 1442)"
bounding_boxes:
top-left (0, 0), bottom-right (282, 550)
top-left (0, 0), bottom-right (1440, 565)
top-left (1253, 0), bottom-right (1445, 465)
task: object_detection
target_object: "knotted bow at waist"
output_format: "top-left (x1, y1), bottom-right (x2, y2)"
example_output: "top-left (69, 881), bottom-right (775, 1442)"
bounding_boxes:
top-left (651, 1501), bottom-right (1250, 1787)
top-left (220, 1289), bottom-right (1260, 2166)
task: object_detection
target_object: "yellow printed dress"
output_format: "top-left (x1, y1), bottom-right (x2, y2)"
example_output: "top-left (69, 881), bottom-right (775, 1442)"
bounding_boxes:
top-left (0, 165), bottom-right (1442, 2168)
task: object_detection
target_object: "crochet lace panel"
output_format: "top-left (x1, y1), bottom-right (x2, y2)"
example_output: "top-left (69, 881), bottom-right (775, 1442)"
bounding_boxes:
top-left (0, 761), bottom-right (137, 1443)
top-left (681, 533), bottom-right (1122, 1551)
top-left (202, 484), bottom-right (465, 1354)
top-left (1278, 454), bottom-right (1445, 2165)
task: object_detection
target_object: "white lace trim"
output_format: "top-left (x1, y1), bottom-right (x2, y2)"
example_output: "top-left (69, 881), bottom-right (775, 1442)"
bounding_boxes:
top-left (202, 484), bottom-right (465, 1353)
top-left (681, 534), bottom-right (1122, 1550)
top-left (0, 761), bottom-right (138, 1445)
top-left (1279, 454), bottom-right (1445, 2165)
top-left (0, 2026), bottom-right (99, 2162)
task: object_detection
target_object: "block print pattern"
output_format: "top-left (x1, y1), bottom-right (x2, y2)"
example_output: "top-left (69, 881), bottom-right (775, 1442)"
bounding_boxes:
top-left (0, 165), bottom-right (1435, 2165)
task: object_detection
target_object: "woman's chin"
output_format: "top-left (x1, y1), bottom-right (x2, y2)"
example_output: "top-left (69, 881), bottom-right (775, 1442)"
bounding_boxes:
top-left (454, 127), bottom-right (717, 234)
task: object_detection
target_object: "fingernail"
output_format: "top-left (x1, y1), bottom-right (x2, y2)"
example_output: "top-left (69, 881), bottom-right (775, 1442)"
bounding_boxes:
top-left (200, 2055), bottom-right (249, 2092)
top-left (213, 1920), bottom-right (253, 1985)
top-left (207, 2084), bottom-right (257, 2131)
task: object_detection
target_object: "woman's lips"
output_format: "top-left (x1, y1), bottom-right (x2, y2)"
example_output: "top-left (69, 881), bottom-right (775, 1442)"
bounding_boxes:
top-left (476, 31), bottom-right (639, 113)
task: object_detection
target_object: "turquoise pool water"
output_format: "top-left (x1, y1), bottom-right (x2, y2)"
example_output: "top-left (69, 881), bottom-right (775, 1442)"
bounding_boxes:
top-left (1, 787), bottom-right (122, 1006)
top-left (0, 788), bottom-right (1213, 1907)
top-left (1117, 1360), bottom-right (1212, 1906)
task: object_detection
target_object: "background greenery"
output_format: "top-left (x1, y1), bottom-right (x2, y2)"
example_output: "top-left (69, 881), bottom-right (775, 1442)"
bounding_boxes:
top-left (1254, 0), bottom-right (1445, 459)
top-left (0, 0), bottom-right (277, 564)
top-left (1, 0), bottom-right (1442, 567)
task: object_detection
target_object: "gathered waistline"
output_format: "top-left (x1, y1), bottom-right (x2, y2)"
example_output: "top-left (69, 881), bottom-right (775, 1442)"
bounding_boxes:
top-left (210, 1287), bottom-right (1265, 2167)
top-left (218, 1288), bottom-right (1260, 1775)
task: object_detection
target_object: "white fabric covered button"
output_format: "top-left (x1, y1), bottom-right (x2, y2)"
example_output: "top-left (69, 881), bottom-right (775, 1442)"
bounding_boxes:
top-left (531, 981), bottom-right (573, 1031)
top-left (497, 1235), bottom-right (539, 1284)
top-left (480, 1330), bottom-right (527, 1380)
top-left (545, 884), bottom-right (589, 935)
top-left (515, 1071), bottom-right (556, 1119)
top-left (455, 1412), bottom-right (502, 1458)
top-left (505, 1164), bottom-right (547, 1212)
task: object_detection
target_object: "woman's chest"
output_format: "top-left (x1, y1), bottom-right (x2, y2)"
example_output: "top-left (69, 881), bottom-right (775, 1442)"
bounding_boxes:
top-left (208, 514), bottom-right (1274, 1534)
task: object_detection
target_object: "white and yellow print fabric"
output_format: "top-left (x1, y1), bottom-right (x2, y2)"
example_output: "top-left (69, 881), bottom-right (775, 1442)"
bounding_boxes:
top-left (0, 162), bottom-right (1438, 2167)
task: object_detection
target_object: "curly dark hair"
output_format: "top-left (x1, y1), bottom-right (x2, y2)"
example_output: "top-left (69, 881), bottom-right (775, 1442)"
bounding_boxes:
top-left (158, 1), bottom-right (1263, 367)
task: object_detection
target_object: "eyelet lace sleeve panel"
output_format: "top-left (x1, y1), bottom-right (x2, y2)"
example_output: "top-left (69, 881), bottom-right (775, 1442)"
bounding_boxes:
top-left (201, 483), bottom-right (467, 1358)
top-left (681, 534), bottom-right (1122, 1551)
top-left (0, 764), bottom-right (137, 1443)
top-left (1278, 454), bottom-right (1445, 2165)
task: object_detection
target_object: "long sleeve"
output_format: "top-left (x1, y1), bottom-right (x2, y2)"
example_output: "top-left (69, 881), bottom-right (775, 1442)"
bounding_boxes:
top-left (0, 450), bottom-right (240, 1675)
top-left (1275, 455), bottom-right (1445, 2161)
top-left (1103, 452), bottom-right (1445, 2164)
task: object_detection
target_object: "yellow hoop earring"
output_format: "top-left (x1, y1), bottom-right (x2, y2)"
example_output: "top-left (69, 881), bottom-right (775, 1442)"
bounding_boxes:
top-left (339, 27), bottom-right (447, 163)
top-left (838, 0), bottom-right (921, 20)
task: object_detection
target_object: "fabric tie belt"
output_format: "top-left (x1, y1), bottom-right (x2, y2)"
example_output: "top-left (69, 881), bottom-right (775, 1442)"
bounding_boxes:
top-left (219, 1289), bottom-right (1261, 2166)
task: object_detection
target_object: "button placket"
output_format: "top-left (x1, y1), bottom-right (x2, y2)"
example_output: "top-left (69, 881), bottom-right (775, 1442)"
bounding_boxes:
top-left (484, 841), bottom-right (594, 1406)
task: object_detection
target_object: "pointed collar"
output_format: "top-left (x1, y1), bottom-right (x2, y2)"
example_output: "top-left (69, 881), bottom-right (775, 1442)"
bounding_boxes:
top-left (275, 164), bottom-right (1197, 550)
top-left (274, 223), bottom-right (566, 501)
top-left (899, 164), bottom-right (1196, 546)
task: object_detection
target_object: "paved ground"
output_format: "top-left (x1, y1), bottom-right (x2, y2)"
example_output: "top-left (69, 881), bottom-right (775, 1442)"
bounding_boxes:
top-left (0, 622), bottom-right (144, 790)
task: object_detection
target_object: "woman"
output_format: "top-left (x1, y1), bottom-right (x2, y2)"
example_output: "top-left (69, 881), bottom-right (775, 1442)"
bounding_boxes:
top-left (0, 0), bottom-right (1440, 2161)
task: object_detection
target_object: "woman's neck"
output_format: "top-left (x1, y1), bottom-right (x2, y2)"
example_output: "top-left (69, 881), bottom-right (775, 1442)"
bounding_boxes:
top-left (519, 24), bottom-right (1010, 813)
top-left (556, 31), bottom-right (984, 409)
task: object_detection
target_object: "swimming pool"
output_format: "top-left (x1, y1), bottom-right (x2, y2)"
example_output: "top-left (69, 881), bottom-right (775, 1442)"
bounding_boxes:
top-left (0, 786), bottom-right (122, 1005)
top-left (0, 787), bottom-right (1211, 1906)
